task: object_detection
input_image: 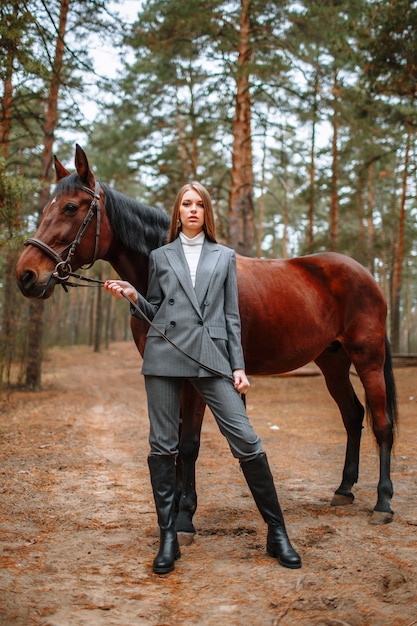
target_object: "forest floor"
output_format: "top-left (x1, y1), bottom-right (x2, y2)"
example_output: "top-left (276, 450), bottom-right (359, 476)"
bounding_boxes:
top-left (1, 341), bottom-right (417, 626)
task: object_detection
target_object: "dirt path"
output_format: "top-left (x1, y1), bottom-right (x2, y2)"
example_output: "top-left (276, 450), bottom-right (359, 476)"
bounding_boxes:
top-left (1, 342), bottom-right (416, 626)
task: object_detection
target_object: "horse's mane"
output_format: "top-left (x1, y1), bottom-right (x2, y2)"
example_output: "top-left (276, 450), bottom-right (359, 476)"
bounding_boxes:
top-left (55, 174), bottom-right (171, 255)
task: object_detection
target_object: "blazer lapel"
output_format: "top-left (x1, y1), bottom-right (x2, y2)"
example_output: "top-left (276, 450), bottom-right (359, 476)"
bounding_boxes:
top-left (164, 239), bottom-right (202, 315)
top-left (194, 240), bottom-right (221, 308)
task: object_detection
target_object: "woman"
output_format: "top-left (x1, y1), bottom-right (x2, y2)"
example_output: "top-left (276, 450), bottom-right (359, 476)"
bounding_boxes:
top-left (104, 182), bottom-right (301, 574)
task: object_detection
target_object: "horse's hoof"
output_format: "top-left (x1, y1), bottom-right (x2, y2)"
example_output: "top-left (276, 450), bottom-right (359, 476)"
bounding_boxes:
top-left (177, 532), bottom-right (195, 546)
top-left (330, 493), bottom-right (354, 506)
top-left (370, 510), bottom-right (394, 524)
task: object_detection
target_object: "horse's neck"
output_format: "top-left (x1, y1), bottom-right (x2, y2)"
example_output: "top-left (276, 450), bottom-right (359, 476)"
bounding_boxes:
top-left (102, 187), bottom-right (168, 295)
top-left (104, 247), bottom-right (150, 296)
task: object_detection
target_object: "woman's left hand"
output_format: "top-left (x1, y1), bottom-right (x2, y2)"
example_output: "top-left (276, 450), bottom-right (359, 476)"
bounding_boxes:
top-left (233, 369), bottom-right (250, 394)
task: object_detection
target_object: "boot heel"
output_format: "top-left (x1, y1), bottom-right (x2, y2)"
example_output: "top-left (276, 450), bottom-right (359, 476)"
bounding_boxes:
top-left (152, 550), bottom-right (181, 574)
top-left (267, 534), bottom-right (301, 569)
top-left (153, 555), bottom-right (181, 575)
top-left (267, 549), bottom-right (301, 569)
top-left (266, 543), bottom-right (277, 558)
top-left (152, 531), bottom-right (181, 574)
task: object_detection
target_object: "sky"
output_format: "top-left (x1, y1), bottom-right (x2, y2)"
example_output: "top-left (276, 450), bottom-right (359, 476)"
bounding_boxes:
top-left (62, 1), bottom-right (140, 145)
top-left (90, 1), bottom-right (140, 82)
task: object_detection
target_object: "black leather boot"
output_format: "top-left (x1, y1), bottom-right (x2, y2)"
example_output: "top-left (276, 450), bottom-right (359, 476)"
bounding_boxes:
top-left (148, 454), bottom-right (181, 574)
top-left (240, 453), bottom-right (301, 569)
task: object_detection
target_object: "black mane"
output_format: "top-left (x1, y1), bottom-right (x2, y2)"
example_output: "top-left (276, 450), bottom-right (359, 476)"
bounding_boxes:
top-left (55, 174), bottom-right (170, 256)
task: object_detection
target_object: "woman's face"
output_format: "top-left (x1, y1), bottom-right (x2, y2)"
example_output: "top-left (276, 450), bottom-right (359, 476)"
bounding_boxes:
top-left (179, 188), bottom-right (205, 238)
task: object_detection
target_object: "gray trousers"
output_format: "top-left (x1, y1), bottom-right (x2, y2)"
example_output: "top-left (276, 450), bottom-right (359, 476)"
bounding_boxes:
top-left (144, 375), bottom-right (263, 461)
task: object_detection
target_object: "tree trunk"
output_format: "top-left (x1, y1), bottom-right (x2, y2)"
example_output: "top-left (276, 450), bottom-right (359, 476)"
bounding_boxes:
top-left (390, 125), bottom-right (411, 352)
top-left (176, 91), bottom-right (197, 180)
top-left (93, 266), bottom-right (103, 353)
top-left (25, 299), bottom-right (45, 390)
top-left (256, 127), bottom-right (267, 258)
top-left (0, 17), bottom-right (15, 387)
top-left (356, 172), bottom-right (365, 266)
top-left (25, 0), bottom-right (70, 389)
top-left (329, 70), bottom-right (339, 252)
top-left (0, 3), bottom-right (18, 159)
top-left (227, 0), bottom-right (254, 256)
top-left (281, 160), bottom-right (289, 259)
top-left (0, 248), bottom-right (19, 387)
top-left (1, 65), bottom-right (13, 160)
top-left (307, 75), bottom-right (319, 254)
top-left (366, 162), bottom-right (375, 275)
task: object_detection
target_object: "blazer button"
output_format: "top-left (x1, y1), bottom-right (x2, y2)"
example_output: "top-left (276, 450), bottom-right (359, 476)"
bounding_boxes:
top-left (169, 298), bottom-right (175, 305)
top-left (198, 320), bottom-right (203, 326)
top-left (170, 321), bottom-right (176, 327)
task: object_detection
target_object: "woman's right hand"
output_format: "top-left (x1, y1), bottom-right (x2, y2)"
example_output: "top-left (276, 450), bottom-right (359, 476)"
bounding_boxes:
top-left (103, 280), bottom-right (137, 302)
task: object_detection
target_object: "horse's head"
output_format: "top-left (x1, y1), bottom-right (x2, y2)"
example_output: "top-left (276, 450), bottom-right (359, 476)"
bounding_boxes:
top-left (16, 144), bottom-right (111, 299)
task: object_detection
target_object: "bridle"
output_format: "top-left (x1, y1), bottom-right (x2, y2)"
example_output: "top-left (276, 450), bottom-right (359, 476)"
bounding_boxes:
top-left (24, 181), bottom-right (101, 290)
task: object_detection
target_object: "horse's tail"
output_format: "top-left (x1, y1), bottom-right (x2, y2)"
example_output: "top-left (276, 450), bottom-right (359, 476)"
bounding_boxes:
top-left (366, 334), bottom-right (398, 433)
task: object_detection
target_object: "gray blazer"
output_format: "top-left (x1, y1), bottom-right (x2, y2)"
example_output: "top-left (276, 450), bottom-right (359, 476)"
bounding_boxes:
top-left (132, 237), bottom-right (245, 377)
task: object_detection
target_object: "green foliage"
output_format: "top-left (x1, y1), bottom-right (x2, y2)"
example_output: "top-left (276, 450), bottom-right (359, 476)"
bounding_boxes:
top-left (0, 157), bottom-right (30, 240)
top-left (365, 0), bottom-right (417, 100)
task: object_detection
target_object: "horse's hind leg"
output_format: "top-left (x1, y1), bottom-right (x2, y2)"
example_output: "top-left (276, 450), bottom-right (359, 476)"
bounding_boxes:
top-left (351, 337), bottom-right (396, 524)
top-left (175, 381), bottom-right (206, 542)
top-left (315, 346), bottom-right (365, 507)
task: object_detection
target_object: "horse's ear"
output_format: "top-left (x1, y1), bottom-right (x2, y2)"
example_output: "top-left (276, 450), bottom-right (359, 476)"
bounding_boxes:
top-left (54, 155), bottom-right (71, 181)
top-left (74, 143), bottom-right (95, 188)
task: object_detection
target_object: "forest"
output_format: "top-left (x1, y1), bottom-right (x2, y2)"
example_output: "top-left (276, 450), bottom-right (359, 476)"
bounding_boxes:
top-left (1, 0), bottom-right (417, 390)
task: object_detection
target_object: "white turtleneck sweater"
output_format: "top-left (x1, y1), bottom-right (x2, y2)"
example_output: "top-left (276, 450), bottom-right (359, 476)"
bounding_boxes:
top-left (179, 231), bottom-right (205, 287)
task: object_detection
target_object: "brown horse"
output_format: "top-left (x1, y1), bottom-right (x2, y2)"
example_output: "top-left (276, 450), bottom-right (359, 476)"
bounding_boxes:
top-left (16, 145), bottom-right (397, 535)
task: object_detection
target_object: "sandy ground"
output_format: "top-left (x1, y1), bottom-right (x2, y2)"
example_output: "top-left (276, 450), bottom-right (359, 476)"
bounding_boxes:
top-left (1, 341), bottom-right (416, 626)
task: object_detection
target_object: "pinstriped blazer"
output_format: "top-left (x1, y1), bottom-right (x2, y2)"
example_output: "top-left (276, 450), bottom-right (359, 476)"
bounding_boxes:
top-left (132, 237), bottom-right (245, 377)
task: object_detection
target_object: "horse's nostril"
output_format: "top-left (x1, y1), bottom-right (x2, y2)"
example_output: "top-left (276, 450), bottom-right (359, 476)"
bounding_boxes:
top-left (21, 269), bottom-right (36, 290)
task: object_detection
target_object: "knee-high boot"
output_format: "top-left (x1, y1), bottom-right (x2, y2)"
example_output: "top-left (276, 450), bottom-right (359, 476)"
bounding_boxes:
top-left (240, 452), bottom-right (301, 569)
top-left (148, 454), bottom-right (181, 574)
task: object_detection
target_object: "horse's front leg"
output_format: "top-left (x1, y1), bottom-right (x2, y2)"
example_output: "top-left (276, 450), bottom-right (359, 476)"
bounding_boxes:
top-left (175, 381), bottom-right (206, 543)
top-left (315, 350), bottom-right (365, 506)
top-left (331, 406), bottom-right (363, 506)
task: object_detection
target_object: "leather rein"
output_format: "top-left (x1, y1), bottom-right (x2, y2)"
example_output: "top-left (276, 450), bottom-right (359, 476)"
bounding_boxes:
top-left (24, 181), bottom-right (235, 383)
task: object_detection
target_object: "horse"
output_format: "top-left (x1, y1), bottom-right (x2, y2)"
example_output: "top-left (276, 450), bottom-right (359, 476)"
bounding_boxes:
top-left (16, 144), bottom-right (398, 537)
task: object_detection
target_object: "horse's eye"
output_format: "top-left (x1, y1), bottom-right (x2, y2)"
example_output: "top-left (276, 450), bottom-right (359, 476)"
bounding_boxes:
top-left (63, 203), bottom-right (78, 214)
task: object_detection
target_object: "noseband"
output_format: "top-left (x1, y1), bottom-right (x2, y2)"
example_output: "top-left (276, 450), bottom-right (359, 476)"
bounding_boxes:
top-left (24, 181), bottom-right (101, 287)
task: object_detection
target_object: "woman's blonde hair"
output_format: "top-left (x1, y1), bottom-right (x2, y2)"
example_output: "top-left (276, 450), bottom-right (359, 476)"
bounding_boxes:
top-left (167, 181), bottom-right (217, 243)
